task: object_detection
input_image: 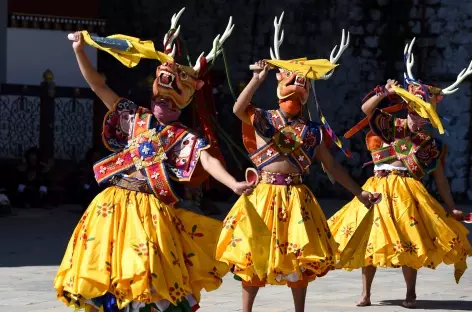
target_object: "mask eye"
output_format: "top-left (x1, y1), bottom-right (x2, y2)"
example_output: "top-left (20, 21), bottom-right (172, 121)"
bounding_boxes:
top-left (286, 71), bottom-right (293, 77)
top-left (179, 71), bottom-right (188, 80)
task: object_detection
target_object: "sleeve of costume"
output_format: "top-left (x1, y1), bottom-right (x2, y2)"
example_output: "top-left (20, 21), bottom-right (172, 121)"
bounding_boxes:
top-left (166, 131), bottom-right (211, 187)
top-left (102, 98), bottom-right (138, 152)
top-left (303, 121), bottom-right (325, 159)
top-left (369, 108), bottom-right (396, 144)
top-left (416, 137), bottom-right (447, 174)
top-left (365, 130), bottom-right (383, 152)
top-left (246, 106), bottom-right (275, 138)
top-left (242, 105), bottom-right (274, 154)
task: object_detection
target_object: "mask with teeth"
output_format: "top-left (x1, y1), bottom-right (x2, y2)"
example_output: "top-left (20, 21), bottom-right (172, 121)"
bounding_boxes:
top-left (407, 83), bottom-right (443, 111)
top-left (276, 70), bottom-right (309, 105)
top-left (152, 61), bottom-right (205, 110)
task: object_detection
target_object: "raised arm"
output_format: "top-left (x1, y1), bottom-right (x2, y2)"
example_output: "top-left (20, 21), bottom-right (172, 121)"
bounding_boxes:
top-left (362, 79), bottom-right (399, 118)
top-left (71, 32), bottom-right (119, 110)
top-left (433, 163), bottom-right (464, 220)
top-left (233, 60), bottom-right (269, 124)
top-left (315, 141), bottom-right (373, 208)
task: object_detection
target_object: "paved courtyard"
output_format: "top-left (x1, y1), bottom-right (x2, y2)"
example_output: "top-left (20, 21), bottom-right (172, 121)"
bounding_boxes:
top-left (0, 200), bottom-right (471, 312)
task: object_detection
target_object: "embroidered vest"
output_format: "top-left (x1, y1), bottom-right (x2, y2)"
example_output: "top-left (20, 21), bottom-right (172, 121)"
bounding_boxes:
top-left (249, 109), bottom-right (323, 172)
top-left (94, 106), bottom-right (209, 205)
top-left (369, 109), bottom-right (445, 179)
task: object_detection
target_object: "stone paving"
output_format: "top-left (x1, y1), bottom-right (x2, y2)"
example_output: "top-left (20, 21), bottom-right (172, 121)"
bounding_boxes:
top-left (0, 200), bottom-right (471, 312)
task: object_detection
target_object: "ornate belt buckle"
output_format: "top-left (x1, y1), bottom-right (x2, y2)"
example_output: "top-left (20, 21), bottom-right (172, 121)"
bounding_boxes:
top-left (274, 126), bottom-right (302, 154)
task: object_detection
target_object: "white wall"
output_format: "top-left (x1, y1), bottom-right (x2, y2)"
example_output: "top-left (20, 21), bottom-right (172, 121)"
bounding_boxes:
top-left (6, 28), bottom-right (97, 87)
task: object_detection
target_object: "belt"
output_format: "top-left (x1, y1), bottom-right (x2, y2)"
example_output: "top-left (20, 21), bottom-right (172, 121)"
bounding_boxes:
top-left (374, 169), bottom-right (413, 178)
top-left (110, 176), bottom-right (153, 194)
top-left (260, 171), bottom-right (302, 185)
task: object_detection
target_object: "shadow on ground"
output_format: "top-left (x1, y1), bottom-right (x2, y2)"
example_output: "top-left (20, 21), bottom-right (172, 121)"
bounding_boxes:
top-left (379, 299), bottom-right (472, 310)
top-left (0, 206), bottom-right (81, 267)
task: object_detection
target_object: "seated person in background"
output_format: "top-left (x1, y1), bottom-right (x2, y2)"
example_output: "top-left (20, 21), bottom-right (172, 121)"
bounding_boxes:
top-left (0, 189), bottom-right (12, 216)
top-left (77, 147), bottom-right (103, 212)
top-left (14, 147), bottom-right (50, 208)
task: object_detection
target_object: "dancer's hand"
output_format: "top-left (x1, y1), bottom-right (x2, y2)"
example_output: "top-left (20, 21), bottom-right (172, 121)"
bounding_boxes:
top-left (252, 60), bottom-right (270, 82)
top-left (357, 191), bottom-right (375, 209)
top-left (71, 31), bottom-right (85, 52)
top-left (448, 208), bottom-right (464, 221)
top-left (232, 181), bottom-right (255, 196)
top-left (385, 79), bottom-right (399, 94)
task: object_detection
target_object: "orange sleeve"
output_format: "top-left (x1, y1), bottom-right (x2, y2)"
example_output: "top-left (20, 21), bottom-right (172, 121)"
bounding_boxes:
top-left (365, 130), bottom-right (383, 151)
top-left (246, 105), bottom-right (257, 123)
top-left (242, 105), bottom-right (258, 154)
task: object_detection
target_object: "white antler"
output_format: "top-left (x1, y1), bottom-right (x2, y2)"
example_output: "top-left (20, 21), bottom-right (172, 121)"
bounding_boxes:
top-left (404, 37), bottom-right (416, 81)
top-left (270, 12), bottom-right (285, 60)
top-left (323, 29), bottom-right (350, 79)
top-left (163, 7), bottom-right (185, 57)
top-left (441, 60), bottom-right (472, 94)
top-left (193, 17), bottom-right (234, 72)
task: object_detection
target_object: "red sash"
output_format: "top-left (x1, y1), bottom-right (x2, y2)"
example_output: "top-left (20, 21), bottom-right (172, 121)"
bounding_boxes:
top-left (94, 108), bottom-right (188, 205)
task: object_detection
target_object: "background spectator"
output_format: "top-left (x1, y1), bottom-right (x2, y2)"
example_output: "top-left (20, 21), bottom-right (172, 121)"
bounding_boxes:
top-left (13, 147), bottom-right (50, 208)
top-left (76, 147), bottom-right (104, 212)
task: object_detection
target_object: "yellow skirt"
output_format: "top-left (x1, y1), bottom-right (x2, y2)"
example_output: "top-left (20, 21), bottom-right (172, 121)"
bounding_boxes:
top-left (328, 175), bottom-right (471, 283)
top-left (216, 183), bottom-right (338, 287)
top-left (54, 186), bottom-right (229, 311)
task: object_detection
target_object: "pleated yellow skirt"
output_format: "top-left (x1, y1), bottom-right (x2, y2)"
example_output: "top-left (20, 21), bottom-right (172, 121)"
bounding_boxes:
top-left (216, 183), bottom-right (338, 287)
top-left (328, 175), bottom-right (471, 282)
top-left (54, 186), bottom-right (229, 311)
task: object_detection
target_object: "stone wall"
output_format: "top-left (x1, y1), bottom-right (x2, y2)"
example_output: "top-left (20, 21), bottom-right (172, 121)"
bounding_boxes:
top-left (0, 0), bottom-right (7, 83)
top-left (100, 0), bottom-right (472, 200)
top-left (408, 0), bottom-right (472, 200)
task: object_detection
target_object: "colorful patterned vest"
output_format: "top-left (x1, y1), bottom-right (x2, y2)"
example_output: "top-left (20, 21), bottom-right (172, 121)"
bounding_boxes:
top-left (369, 108), bottom-right (446, 179)
top-left (248, 108), bottom-right (324, 172)
top-left (93, 98), bottom-right (210, 205)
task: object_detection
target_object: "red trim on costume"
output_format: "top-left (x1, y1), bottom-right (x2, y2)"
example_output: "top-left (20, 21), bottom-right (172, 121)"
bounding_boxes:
top-left (403, 154), bottom-right (426, 179)
top-left (291, 148), bottom-right (311, 170)
top-left (132, 107), bottom-right (153, 137)
top-left (93, 152), bottom-right (134, 184)
top-left (94, 122), bottom-right (190, 205)
top-left (369, 130), bottom-right (436, 179)
top-left (370, 146), bottom-right (396, 166)
top-left (144, 163), bottom-right (178, 204)
top-left (242, 105), bottom-right (258, 154)
top-left (249, 143), bottom-right (279, 168)
top-left (394, 118), bottom-right (408, 139)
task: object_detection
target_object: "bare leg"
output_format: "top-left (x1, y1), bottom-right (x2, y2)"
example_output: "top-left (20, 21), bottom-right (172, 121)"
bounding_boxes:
top-left (291, 287), bottom-right (307, 312)
top-left (242, 285), bottom-right (259, 312)
top-left (357, 265), bottom-right (376, 306)
top-left (401, 266), bottom-right (417, 309)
